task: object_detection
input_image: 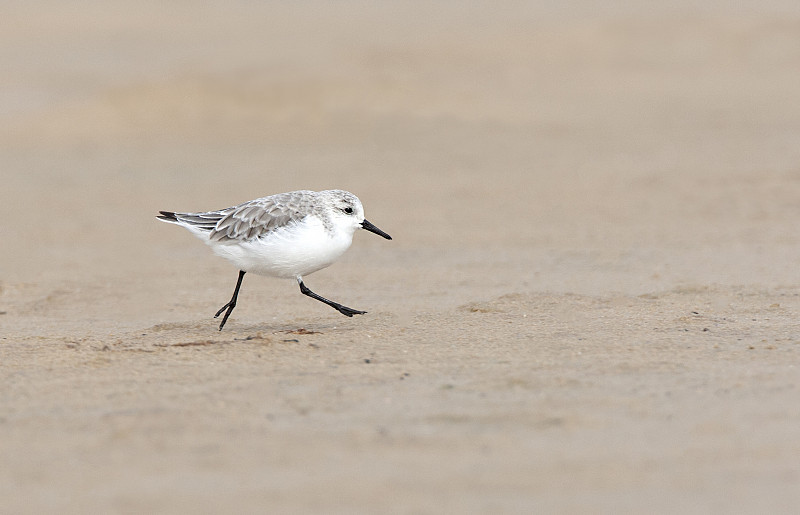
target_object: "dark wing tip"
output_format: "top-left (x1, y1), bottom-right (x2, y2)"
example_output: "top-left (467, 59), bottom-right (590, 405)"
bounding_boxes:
top-left (157, 211), bottom-right (178, 221)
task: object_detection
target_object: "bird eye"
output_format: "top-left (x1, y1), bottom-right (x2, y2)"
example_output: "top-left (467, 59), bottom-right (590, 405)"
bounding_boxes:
top-left (343, 207), bottom-right (353, 214)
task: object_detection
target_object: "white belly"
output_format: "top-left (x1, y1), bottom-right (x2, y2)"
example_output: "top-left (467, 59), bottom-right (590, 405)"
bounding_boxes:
top-left (206, 217), bottom-right (354, 278)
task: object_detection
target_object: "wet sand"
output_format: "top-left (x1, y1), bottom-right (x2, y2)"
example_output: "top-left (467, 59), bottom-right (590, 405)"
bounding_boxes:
top-left (2, 1), bottom-right (800, 512)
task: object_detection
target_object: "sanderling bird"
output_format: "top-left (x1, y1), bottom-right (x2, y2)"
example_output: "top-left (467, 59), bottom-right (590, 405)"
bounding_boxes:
top-left (157, 189), bottom-right (392, 330)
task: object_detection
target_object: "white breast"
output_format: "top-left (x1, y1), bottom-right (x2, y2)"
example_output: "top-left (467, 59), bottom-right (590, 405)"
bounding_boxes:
top-left (206, 216), bottom-right (355, 278)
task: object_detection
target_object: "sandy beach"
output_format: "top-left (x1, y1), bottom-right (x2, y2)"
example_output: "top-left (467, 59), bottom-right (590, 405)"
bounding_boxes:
top-left (2, 1), bottom-right (800, 512)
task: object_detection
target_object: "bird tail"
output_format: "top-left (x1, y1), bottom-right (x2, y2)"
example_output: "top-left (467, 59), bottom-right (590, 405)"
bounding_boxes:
top-left (157, 211), bottom-right (179, 223)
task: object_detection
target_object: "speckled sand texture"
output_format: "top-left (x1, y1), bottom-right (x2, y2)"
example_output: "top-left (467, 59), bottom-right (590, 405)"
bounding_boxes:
top-left (2, 1), bottom-right (800, 513)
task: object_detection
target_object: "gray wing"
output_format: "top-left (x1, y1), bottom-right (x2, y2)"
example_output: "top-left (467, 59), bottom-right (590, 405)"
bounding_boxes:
top-left (208, 191), bottom-right (312, 242)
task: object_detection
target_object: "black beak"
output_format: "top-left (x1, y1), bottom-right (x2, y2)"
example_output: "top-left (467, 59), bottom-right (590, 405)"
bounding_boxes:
top-left (361, 219), bottom-right (392, 240)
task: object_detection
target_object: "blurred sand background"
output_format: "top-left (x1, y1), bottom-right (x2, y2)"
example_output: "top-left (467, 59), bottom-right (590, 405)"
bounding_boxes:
top-left (2, 1), bottom-right (800, 512)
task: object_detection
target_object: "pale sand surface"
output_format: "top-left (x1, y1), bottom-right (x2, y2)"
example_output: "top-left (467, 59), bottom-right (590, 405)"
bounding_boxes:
top-left (2, 1), bottom-right (800, 513)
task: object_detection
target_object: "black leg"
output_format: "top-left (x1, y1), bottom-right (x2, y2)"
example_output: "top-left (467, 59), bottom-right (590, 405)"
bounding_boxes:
top-left (298, 279), bottom-right (366, 317)
top-left (214, 270), bottom-right (246, 330)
